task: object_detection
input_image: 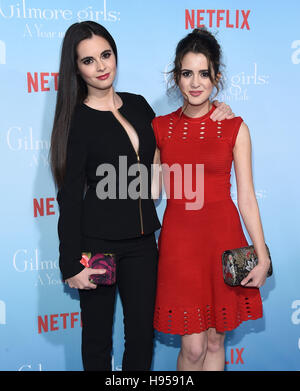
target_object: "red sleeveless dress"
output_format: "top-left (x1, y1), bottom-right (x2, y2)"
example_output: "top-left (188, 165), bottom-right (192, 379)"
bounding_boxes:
top-left (152, 106), bottom-right (263, 335)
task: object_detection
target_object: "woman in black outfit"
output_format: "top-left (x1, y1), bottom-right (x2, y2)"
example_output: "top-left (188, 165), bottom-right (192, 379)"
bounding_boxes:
top-left (50, 21), bottom-right (233, 371)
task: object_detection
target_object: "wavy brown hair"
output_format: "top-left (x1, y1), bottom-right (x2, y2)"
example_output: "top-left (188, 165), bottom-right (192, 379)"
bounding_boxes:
top-left (167, 28), bottom-right (224, 98)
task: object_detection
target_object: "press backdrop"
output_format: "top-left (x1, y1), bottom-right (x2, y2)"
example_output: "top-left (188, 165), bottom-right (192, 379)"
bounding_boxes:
top-left (1, 0), bottom-right (300, 371)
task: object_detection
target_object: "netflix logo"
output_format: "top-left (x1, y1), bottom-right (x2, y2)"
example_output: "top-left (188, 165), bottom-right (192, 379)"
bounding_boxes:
top-left (225, 348), bottom-right (245, 365)
top-left (33, 197), bottom-right (56, 217)
top-left (38, 312), bottom-right (81, 333)
top-left (27, 72), bottom-right (59, 93)
top-left (185, 9), bottom-right (251, 30)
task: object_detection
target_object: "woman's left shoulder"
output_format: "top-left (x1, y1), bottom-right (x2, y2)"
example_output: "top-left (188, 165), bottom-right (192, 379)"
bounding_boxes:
top-left (221, 115), bottom-right (244, 135)
top-left (118, 91), bottom-right (147, 104)
top-left (223, 115), bottom-right (244, 126)
top-left (120, 92), bottom-right (155, 121)
top-left (223, 116), bottom-right (249, 148)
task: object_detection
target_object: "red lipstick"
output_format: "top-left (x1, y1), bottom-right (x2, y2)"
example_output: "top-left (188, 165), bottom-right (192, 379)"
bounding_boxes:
top-left (97, 73), bottom-right (110, 80)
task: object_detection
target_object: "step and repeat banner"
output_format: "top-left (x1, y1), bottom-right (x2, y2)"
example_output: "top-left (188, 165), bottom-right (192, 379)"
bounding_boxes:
top-left (1, 0), bottom-right (300, 371)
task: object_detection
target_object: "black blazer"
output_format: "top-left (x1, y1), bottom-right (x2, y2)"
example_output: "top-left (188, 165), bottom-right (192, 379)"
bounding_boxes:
top-left (57, 93), bottom-right (161, 280)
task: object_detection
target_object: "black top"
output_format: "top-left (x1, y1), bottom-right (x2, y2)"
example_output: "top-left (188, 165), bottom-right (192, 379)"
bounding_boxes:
top-left (57, 93), bottom-right (161, 280)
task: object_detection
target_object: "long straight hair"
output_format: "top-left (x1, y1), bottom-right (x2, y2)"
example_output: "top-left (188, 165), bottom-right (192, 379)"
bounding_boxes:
top-left (49, 21), bottom-right (118, 189)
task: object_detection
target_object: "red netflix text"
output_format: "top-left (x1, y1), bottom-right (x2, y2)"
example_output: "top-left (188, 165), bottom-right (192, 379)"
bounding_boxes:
top-left (38, 312), bottom-right (82, 333)
top-left (225, 348), bottom-right (245, 365)
top-left (185, 9), bottom-right (251, 30)
top-left (33, 197), bottom-right (56, 217)
top-left (27, 72), bottom-right (59, 93)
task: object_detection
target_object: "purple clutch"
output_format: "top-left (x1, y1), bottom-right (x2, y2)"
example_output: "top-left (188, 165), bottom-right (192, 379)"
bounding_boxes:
top-left (80, 252), bottom-right (116, 285)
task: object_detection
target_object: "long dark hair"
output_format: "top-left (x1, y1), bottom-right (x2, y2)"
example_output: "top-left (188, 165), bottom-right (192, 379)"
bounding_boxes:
top-left (49, 21), bottom-right (118, 189)
top-left (168, 28), bottom-right (224, 97)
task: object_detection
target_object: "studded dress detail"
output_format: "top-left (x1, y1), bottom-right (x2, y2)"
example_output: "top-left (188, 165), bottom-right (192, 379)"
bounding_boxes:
top-left (152, 106), bottom-right (263, 335)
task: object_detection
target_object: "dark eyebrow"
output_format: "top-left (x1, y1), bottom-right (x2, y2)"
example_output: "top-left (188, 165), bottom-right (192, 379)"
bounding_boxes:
top-left (79, 49), bottom-right (112, 62)
top-left (181, 68), bottom-right (209, 72)
top-left (80, 56), bottom-right (93, 63)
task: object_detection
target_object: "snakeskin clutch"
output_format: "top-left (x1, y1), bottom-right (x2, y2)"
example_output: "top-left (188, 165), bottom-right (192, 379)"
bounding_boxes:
top-left (222, 244), bottom-right (272, 286)
top-left (80, 252), bottom-right (116, 285)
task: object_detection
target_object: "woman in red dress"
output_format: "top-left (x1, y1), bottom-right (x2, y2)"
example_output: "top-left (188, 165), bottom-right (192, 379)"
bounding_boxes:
top-left (152, 28), bottom-right (271, 371)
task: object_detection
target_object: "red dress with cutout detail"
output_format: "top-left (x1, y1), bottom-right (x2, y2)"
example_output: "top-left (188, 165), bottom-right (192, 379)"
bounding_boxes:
top-left (152, 106), bottom-right (263, 335)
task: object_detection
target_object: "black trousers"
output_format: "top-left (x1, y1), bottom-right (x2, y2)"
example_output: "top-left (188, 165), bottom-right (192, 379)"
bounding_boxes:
top-left (78, 233), bottom-right (158, 371)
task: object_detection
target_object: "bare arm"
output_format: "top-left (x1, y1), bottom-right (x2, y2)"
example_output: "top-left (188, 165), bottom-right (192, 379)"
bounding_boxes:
top-left (233, 122), bottom-right (271, 287)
